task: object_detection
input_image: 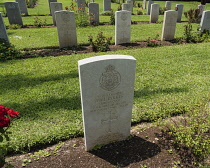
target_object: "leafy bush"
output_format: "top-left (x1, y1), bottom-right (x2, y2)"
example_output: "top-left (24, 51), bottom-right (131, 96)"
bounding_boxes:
top-left (0, 39), bottom-right (23, 61)
top-left (7, 24), bottom-right (22, 30)
top-left (136, 8), bottom-right (143, 15)
top-left (159, 7), bottom-right (167, 15)
top-left (33, 16), bottom-right (47, 28)
top-left (88, 32), bottom-right (112, 52)
top-left (109, 9), bottom-right (115, 25)
top-left (184, 8), bottom-right (201, 23)
top-left (147, 33), bottom-right (161, 47)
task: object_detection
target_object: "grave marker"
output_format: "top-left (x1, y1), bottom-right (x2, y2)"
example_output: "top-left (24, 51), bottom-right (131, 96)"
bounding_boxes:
top-left (122, 3), bottom-right (132, 13)
top-left (147, 0), bottom-right (154, 15)
top-left (16, 0), bottom-right (28, 15)
top-left (165, 1), bottom-right (171, 10)
top-left (115, 10), bottom-right (131, 45)
top-left (200, 11), bottom-right (210, 31)
top-left (88, 3), bottom-right (99, 24)
top-left (176, 4), bottom-right (183, 22)
top-left (197, 4), bottom-right (205, 22)
top-left (48, 0), bottom-right (57, 14)
top-left (161, 10), bottom-right (178, 41)
top-left (77, 0), bottom-right (86, 11)
top-left (4, 2), bottom-right (23, 26)
top-left (0, 12), bottom-right (9, 42)
top-left (150, 3), bottom-right (159, 23)
top-left (104, 0), bottom-right (111, 11)
top-left (50, 2), bottom-right (62, 25)
top-left (55, 10), bottom-right (77, 48)
top-left (78, 55), bottom-right (136, 151)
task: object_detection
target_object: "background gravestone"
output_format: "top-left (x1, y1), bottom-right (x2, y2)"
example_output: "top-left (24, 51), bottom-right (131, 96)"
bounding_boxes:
top-left (50, 2), bottom-right (62, 26)
top-left (200, 11), bottom-right (210, 31)
top-left (88, 3), bottom-right (99, 24)
top-left (104, 0), bottom-right (111, 11)
top-left (16, 0), bottom-right (28, 15)
top-left (161, 10), bottom-right (178, 41)
top-left (150, 3), bottom-right (159, 23)
top-left (48, 0), bottom-right (57, 14)
top-left (78, 55), bottom-right (136, 151)
top-left (165, 1), bottom-right (171, 10)
top-left (147, 0), bottom-right (154, 15)
top-left (115, 10), bottom-right (131, 45)
top-left (4, 2), bottom-right (23, 26)
top-left (77, 0), bottom-right (86, 11)
top-left (0, 12), bottom-right (9, 42)
top-left (176, 4), bottom-right (184, 22)
top-left (197, 4), bottom-right (205, 22)
top-left (126, 0), bottom-right (133, 13)
top-left (143, 0), bottom-right (146, 9)
top-left (122, 3), bottom-right (132, 13)
top-left (55, 10), bottom-right (77, 48)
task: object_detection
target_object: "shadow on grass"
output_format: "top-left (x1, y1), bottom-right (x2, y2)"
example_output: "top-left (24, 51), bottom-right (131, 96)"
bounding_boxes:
top-left (0, 71), bottom-right (79, 94)
top-left (134, 87), bottom-right (189, 98)
top-left (6, 95), bottom-right (81, 118)
top-left (90, 135), bottom-right (160, 167)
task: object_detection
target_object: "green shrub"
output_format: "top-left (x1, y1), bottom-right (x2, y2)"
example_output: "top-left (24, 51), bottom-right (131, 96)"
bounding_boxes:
top-left (7, 24), bottom-right (22, 30)
top-left (109, 9), bottom-right (115, 25)
top-left (88, 32), bottom-right (112, 52)
top-left (147, 33), bottom-right (161, 47)
top-left (184, 8), bottom-right (201, 23)
top-left (33, 16), bottom-right (47, 28)
top-left (136, 7), bottom-right (143, 15)
top-left (0, 39), bottom-right (23, 61)
top-left (159, 7), bottom-right (167, 15)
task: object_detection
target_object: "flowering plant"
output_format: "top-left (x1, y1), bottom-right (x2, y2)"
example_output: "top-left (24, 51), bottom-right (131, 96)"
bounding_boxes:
top-left (0, 105), bottom-right (20, 167)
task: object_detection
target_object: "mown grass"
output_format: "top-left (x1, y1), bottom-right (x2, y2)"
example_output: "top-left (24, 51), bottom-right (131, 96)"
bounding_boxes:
top-left (1, 42), bottom-right (210, 153)
top-left (0, 0), bottom-right (210, 157)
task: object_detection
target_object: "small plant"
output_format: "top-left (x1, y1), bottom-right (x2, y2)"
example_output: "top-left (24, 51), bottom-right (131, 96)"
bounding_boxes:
top-left (109, 9), bottom-right (115, 25)
top-left (0, 38), bottom-right (23, 61)
top-left (76, 9), bottom-right (90, 27)
top-left (159, 7), bottom-right (167, 15)
top-left (33, 16), bottom-right (47, 28)
top-left (88, 32), bottom-right (112, 52)
top-left (117, 4), bottom-right (122, 11)
top-left (0, 105), bottom-right (20, 167)
top-left (7, 24), bottom-right (22, 29)
top-left (183, 23), bottom-right (196, 43)
top-left (136, 7), bottom-right (143, 15)
top-left (147, 33), bottom-right (161, 47)
top-left (184, 8), bottom-right (201, 23)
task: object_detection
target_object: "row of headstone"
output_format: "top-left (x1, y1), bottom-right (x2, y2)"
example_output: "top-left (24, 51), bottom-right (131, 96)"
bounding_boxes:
top-left (0, 12), bottom-right (9, 42)
top-left (4, 2), bottom-right (23, 26)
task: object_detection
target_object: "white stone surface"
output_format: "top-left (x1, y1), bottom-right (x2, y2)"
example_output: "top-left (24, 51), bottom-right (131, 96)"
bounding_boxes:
top-left (78, 55), bottom-right (136, 151)
top-left (122, 3), bottom-right (132, 13)
top-left (150, 3), bottom-right (159, 23)
top-left (16, 0), bottom-right (28, 15)
top-left (176, 4), bottom-right (183, 22)
top-left (50, 2), bottom-right (62, 25)
top-left (55, 10), bottom-right (77, 48)
top-left (104, 0), bottom-right (111, 11)
top-left (115, 10), bottom-right (131, 45)
top-left (165, 1), bottom-right (171, 10)
top-left (88, 3), bottom-right (99, 24)
top-left (4, 2), bottom-right (23, 26)
top-left (161, 10), bottom-right (178, 41)
top-left (0, 12), bottom-right (9, 42)
top-left (197, 4), bottom-right (205, 22)
top-left (147, 0), bottom-right (154, 15)
top-left (48, 0), bottom-right (57, 14)
top-left (200, 11), bottom-right (210, 31)
top-left (143, 0), bottom-right (146, 9)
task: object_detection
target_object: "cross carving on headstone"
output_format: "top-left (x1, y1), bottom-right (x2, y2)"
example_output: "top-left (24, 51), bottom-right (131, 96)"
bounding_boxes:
top-left (101, 109), bottom-right (118, 133)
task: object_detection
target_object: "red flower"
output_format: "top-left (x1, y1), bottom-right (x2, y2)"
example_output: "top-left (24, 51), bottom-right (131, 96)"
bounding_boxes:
top-left (7, 110), bottom-right (20, 118)
top-left (65, 6), bottom-right (69, 10)
top-left (0, 116), bottom-right (10, 128)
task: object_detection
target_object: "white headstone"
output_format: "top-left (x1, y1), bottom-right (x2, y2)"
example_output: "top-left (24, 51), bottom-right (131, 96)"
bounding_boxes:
top-left (200, 11), bottom-right (210, 31)
top-left (176, 4), bottom-right (183, 22)
top-left (161, 10), bottom-right (178, 41)
top-left (126, 0), bottom-right (133, 13)
top-left (4, 2), bottom-right (23, 26)
top-left (16, 0), bottom-right (28, 15)
top-left (104, 0), bottom-right (111, 11)
top-left (197, 4), bottom-right (205, 22)
top-left (88, 3), bottom-right (99, 24)
top-left (122, 3), bottom-right (132, 13)
top-left (115, 10), bottom-right (131, 45)
top-left (77, 0), bottom-right (86, 11)
top-left (78, 55), bottom-right (136, 151)
top-left (50, 2), bottom-right (62, 25)
top-left (165, 1), bottom-right (171, 10)
top-left (48, 0), bottom-right (57, 14)
top-left (143, 0), bottom-right (146, 9)
top-left (147, 0), bottom-right (154, 15)
top-left (0, 12), bottom-right (9, 42)
top-left (55, 10), bottom-right (77, 48)
top-left (150, 3), bottom-right (159, 23)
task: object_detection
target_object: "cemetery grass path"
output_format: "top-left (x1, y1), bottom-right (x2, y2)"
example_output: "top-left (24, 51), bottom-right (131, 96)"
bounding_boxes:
top-left (6, 116), bottom-right (210, 168)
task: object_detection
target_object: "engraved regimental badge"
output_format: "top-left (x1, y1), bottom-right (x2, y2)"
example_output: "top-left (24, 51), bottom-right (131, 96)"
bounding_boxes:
top-left (100, 64), bottom-right (121, 91)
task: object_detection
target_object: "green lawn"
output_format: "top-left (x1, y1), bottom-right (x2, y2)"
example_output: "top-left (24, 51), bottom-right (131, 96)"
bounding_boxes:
top-left (0, 0), bottom-right (210, 156)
